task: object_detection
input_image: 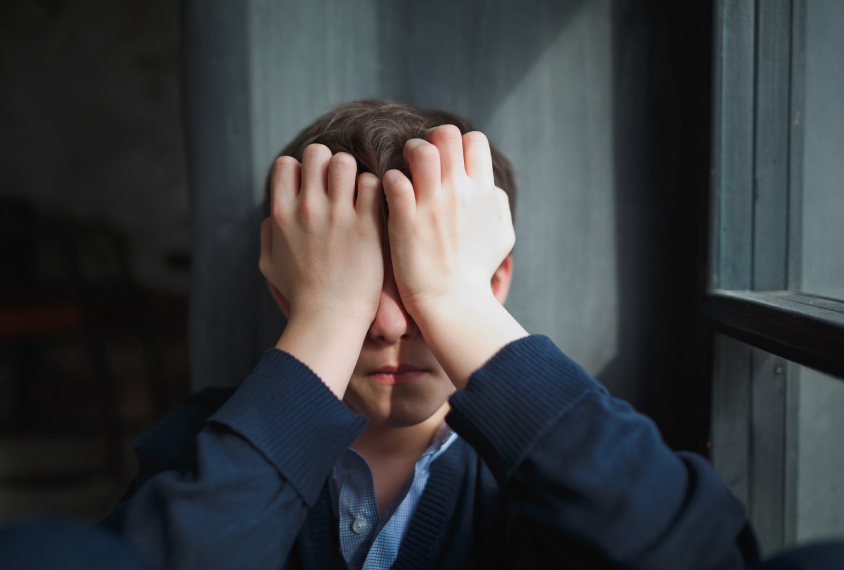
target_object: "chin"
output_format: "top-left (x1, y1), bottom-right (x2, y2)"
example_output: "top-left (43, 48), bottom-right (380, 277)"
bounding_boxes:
top-left (372, 403), bottom-right (447, 428)
top-left (344, 374), bottom-right (454, 428)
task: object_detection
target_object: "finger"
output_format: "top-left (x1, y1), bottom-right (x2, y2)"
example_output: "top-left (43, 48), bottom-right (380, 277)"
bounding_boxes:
top-left (355, 172), bottom-right (382, 219)
top-left (327, 152), bottom-right (358, 206)
top-left (403, 138), bottom-right (441, 201)
top-left (382, 169), bottom-right (416, 221)
top-left (462, 131), bottom-right (494, 187)
top-left (425, 124), bottom-right (465, 180)
top-left (299, 143), bottom-right (332, 198)
top-left (269, 156), bottom-right (301, 215)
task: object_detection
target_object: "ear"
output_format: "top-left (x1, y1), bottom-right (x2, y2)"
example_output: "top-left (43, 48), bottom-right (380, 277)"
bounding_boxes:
top-left (491, 255), bottom-right (513, 304)
top-left (266, 279), bottom-right (291, 318)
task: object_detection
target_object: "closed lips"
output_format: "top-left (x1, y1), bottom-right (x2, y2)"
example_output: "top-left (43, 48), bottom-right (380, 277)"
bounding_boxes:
top-left (367, 365), bottom-right (426, 383)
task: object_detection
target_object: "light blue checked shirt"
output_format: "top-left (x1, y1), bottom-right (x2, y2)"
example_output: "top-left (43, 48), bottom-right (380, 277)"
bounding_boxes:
top-left (328, 423), bottom-right (457, 570)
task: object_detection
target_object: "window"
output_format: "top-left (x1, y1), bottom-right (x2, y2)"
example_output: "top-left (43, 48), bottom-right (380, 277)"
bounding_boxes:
top-left (708, 0), bottom-right (844, 557)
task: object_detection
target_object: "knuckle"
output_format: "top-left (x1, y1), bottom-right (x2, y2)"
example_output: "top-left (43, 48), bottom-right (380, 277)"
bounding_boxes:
top-left (302, 143), bottom-right (331, 161)
top-left (434, 124), bottom-right (463, 142)
top-left (383, 170), bottom-right (409, 192)
top-left (273, 155), bottom-right (297, 169)
top-left (299, 200), bottom-right (315, 222)
top-left (330, 151), bottom-right (357, 170)
top-left (271, 155), bottom-right (298, 178)
top-left (358, 172), bottom-right (379, 191)
top-left (463, 130), bottom-right (489, 146)
top-left (270, 200), bottom-right (285, 220)
top-left (411, 141), bottom-right (439, 162)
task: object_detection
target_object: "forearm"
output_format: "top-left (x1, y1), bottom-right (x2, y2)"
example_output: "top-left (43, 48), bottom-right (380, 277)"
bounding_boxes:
top-left (447, 336), bottom-right (755, 569)
top-left (111, 349), bottom-right (368, 570)
top-left (120, 427), bottom-right (308, 570)
top-left (276, 310), bottom-right (369, 399)
top-left (413, 292), bottom-right (528, 389)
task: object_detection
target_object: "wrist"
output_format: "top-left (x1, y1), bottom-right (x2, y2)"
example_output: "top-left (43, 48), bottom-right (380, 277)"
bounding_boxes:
top-left (411, 288), bottom-right (499, 329)
top-left (276, 310), bottom-right (370, 399)
top-left (290, 293), bottom-right (377, 328)
top-left (412, 290), bottom-right (528, 389)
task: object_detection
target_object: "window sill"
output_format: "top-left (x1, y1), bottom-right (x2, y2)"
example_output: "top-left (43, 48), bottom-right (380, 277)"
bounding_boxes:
top-left (704, 290), bottom-right (844, 380)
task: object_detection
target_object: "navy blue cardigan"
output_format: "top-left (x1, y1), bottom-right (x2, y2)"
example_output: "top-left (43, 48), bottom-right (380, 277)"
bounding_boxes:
top-left (101, 335), bottom-right (758, 569)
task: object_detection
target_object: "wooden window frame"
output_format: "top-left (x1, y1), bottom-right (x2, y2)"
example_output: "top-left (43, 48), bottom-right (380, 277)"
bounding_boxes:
top-left (707, 0), bottom-right (844, 379)
top-left (708, 0), bottom-right (844, 556)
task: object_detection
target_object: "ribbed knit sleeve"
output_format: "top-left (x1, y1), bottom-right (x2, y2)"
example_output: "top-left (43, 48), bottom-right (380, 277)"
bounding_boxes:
top-left (446, 335), bottom-right (604, 484)
top-left (109, 348), bottom-right (369, 570)
top-left (446, 334), bottom-right (754, 570)
top-left (211, 348), bottom-right (367, 505)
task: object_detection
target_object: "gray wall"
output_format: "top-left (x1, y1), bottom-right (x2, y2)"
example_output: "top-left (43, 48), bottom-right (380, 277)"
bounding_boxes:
top-left (186, 0), bottom-right (716, 455)
top-left (187, 0), bottom-right (617, 389)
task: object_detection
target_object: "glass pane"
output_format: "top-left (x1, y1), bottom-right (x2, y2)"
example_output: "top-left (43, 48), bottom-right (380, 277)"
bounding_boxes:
top-left (799, 0), bottom-right (844, 300)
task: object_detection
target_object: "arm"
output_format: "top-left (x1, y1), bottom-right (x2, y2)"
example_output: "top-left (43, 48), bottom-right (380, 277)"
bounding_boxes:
top-left (382, 126), bottom-right (757, 569)
top-left (108, 145), bottom-right (384, 569)
top-left (107, 350), bottom-right (366, 570)
top-left (447, 335), bottom-right (758, 569)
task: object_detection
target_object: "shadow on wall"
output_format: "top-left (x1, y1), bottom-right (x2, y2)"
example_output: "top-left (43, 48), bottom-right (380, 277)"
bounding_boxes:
top-left (599, 1), bottom-right (714, 453)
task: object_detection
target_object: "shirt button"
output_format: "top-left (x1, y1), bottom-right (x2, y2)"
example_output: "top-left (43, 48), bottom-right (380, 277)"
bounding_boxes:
top-left (352, 517), bottom-right (369, 534)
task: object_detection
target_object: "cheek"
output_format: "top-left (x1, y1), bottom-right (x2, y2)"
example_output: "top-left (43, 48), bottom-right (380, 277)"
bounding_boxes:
top-left (343, 376), bottom-right (390, 416)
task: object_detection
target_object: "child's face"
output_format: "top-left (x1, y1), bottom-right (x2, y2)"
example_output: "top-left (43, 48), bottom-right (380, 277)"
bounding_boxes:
top-left (342, 254), bottom-right (513, 427)
top-left (342, 255), bottom-right (455, 427)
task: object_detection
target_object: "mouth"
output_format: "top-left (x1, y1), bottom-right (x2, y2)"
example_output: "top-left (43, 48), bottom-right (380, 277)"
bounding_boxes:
top-left (366, 365), bottom-right (427, 384)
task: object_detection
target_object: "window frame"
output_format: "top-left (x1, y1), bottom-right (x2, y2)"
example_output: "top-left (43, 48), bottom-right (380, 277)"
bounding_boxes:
top-left (707, 0), bottom-right (844, 379)
top-left (708, 0), bottom-right (844, 556)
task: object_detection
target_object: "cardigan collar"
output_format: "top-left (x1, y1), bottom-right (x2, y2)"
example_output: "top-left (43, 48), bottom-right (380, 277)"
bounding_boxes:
top-left (294, 438), bottom-right (466, 570)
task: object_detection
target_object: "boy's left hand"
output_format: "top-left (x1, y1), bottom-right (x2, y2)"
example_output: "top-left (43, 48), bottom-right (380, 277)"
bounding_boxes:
top-left (382, 126), bottom-right (515, 318)
top-left (382, 126), bottom-right (527, 387)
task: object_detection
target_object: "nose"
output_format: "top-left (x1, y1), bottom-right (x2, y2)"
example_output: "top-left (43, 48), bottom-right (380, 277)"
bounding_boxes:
top-left (367, 266), bottom-right (418, 344)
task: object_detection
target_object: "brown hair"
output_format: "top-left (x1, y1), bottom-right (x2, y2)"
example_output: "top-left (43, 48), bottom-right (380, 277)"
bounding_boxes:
top-left (263, 100), bottom-right (517, 222)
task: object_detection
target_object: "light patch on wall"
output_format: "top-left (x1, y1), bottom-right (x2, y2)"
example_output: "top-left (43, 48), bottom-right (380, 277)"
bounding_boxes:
top-left (485, 0), bottom-right (617, 376)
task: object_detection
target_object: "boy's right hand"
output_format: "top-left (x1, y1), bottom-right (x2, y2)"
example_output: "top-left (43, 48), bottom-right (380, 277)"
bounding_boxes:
top-left (259, 144), bottom-right (384, 398)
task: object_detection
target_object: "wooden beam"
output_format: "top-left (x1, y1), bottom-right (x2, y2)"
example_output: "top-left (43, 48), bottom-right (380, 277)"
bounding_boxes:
top-left (704, 290), bottom-right (844, 379)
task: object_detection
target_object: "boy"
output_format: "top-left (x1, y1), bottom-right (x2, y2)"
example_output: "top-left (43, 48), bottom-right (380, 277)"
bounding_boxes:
top-left (102, 100), bottom-right (756, 569)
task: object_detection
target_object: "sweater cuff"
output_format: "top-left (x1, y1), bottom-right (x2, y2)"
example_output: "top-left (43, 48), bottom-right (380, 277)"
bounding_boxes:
top-left (446, 335), bottom-right (604, 485)
top-left (210, 349), bottom-right (367, 505)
